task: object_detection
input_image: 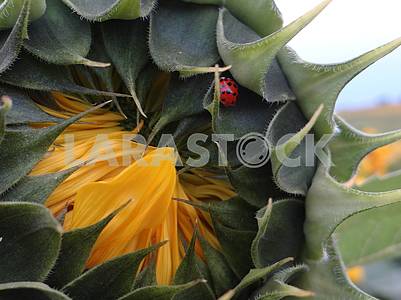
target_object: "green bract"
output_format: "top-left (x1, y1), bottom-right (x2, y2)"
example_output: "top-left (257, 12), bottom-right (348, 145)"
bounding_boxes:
top-left (0, 0), bottom-right (46, 29)
top-left (0, 0), bottom-right (400, 299)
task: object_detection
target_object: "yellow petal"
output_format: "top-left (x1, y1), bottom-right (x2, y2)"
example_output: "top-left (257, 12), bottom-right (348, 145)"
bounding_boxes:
top-left (66, 148), bottom-right (177, 267)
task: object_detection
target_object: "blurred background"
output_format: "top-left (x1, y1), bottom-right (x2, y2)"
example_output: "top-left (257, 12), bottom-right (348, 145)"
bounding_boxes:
top-left (275, 1), bottom-right (401, 299)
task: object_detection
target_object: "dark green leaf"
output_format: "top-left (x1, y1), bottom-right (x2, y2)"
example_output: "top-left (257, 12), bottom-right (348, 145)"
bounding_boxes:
top-left (132, 258), bottom-right (157, 289)
top-left (207, 85), bottom-right (281, 140)
top-left (227, 164), bottom-right (284, 208)
top-left (213, 219), bottom-right (255, 278)
top-left (135, 64), bottom-right (164, 112)
top-left (254, 264), bottom-right (313, 300)
top-left (251, 199), bottom-right (305, 268)
top-left (148, 74), bottom-right (213, 143)
top-left (267, 102), bottom-right (321, 195)
top-left (61, 0), bottom-right (156, 21)
top-left (87, 26), bottom-right (126, 116)
top-left (102, 19), bottom-right (149, 116)
top-left (0, 95), bottom-right (12, 144)
top-left (0, 102), bottom-right (107, 194)
top-left (24, 0), bottom-right (107, 67)
top-left (0, 52), bottom-right (129, 98)
top-left (0, 168), bottom-right (76, 204)
top-left (46, 207), bottom-right (124, 289)
top-left (119, 281), bottom-right (204, 300)
top-left (0, 202), bottom-right (62, 283)
top-left (0, 85), bottom-right (61, 124)
top-left (174, 230), bottom-right (215, 300)
top-left (181, 0), bottom-right (283, 37)
top-left (150, 0), bottom-right (219, 73)
top-left (199, 235), bottom-right (238, 296)
top-left (173, 113), bottom-right (211, 146)
top-left (234, 257), bottom-right (293, 296)
top-left (0, 0), bottom-right (46, 30)
top-left (0, 0), bottom-right (29, 73)
top-left (0, 282), bottom-right (70, 300)
top-left (63, 243), bottom-right (165, 300)
top-left (176, 196), bottom-right (257, 232)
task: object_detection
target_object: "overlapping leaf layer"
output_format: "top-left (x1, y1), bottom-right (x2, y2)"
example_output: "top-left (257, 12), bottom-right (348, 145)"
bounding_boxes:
top-left (0, 0), bottom-right (400, 299)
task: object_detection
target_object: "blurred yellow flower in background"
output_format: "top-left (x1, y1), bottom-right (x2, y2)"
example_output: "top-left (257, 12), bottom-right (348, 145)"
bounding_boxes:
top-left (355, 128), bottom-right (401, 185)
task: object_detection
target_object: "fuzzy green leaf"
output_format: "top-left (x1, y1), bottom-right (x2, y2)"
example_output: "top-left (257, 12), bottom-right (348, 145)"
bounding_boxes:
top-left (0, 95), bottom-right (11, 144)
top-left (132, 259), bottom-right (157, 290)
top-left (199, 235), bottom-right (238, 296)
top-left (0, 86), bottom-right (60, 124)
top-left (85, 27), bottom-right (115, 89)
top-left (135, 64), bottom-right (166, 113)
top-left (173, 113), bottom-right (211, 146)
top-left (0, 102), bottom-right (108, 194)
top-left (337, 201), bottom-right (401, 267)
top-left (149, 0), bottom-right (219, 73)
top-left (213, 219), bottom-right (255, 278)
top-left (217, 1), bottom-right (331, 100)
top-left (329, 116), bottom-right (401, 182)
top-left (268, 103), bottom-right (322, 195)
top-left (251, 199), bottom-right (305, 269)
top-left (0, 282), bottom-right (70, 300)
top-left (227, 257), bottom-right (294, 299)
top-left (254, 264), bottom-right (313, 300)
top-left (0, 0), bottom-right (29, 73)
top-left (0, 168), bottom-right (76, 204)
top-left (304, 165), bottom-right (401, 260)
top-left (63, 243), bottom-right (165, 300)
top-left (227, 165), bottom-right (284, 208)
top-left (216, 10), bottom-right (293, 102)
top-left (119, 281), bottom-right (205, 300)
top-left (46, 207), bottom-right (125, 289)
top-left (278, 37), bottom-right (401, 137)
top-left (176, 196), bottom-right (257, 232)
top-left (0, 202), bottom-right (62, 283)
top-left (0, 52), bottom-right (129, 98)
top-left (0, 0), bottom-right (46, 30)
top-left (24, 0), bottom-right (107, 67)
top-left (61, 0), bottom-right (156, 21)
top-left (207, 86), bottom-right (281, 140)
top-left (173, 230), bottom-right (215, 300)
top-left (148, 74), bottom-right (213, 143)
top-left (297, 239), bottom-right (375, 300)
top-left (181, 0), bottom-right (283, 37)
top-left (102, 19), bottom-right (148, 117)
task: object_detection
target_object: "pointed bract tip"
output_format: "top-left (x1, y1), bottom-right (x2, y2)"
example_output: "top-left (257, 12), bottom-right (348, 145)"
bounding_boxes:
top-left (218, 289), bottom-right (235, 300)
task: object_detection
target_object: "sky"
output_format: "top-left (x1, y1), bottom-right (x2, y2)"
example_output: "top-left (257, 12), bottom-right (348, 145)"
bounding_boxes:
top-left (274, 0), bottom-right (401, 111)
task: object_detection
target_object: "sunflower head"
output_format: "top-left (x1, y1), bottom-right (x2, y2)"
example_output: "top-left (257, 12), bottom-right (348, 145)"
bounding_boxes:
top-left (1, 0), bottom-right (401, 299)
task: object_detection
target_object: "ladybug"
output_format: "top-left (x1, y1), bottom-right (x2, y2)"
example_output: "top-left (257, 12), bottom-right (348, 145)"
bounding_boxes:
top-left (219, 77), bottom-right (239, 107)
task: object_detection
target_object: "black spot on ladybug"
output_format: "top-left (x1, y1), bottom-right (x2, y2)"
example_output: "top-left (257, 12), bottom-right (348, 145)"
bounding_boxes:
top-left (228, 82), bottom-right (232, 86)
top-left (67, 202), bottom-right (74, 212)
top-left (222, 91), bottom-right (226, 94)
top-left (233, 93), bottom-right (237, 96)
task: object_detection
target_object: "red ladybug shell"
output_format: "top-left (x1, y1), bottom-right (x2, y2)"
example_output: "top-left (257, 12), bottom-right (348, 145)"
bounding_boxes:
top-left (219, 77), bottom-right (238, 107)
